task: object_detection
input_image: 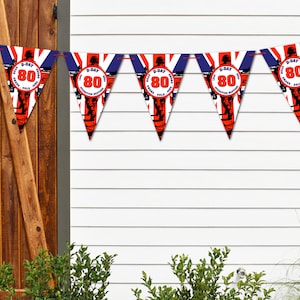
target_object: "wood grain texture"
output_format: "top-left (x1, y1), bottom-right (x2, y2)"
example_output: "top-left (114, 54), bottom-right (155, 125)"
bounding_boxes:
top-left (0, 38), bottom-right (48, 260)
top-left (0, 0), bottom-right (58, 296)
top-left (19, 0), bottom-right (39, 178)
top-left (38, 0), bottom-right (58, 255)
top-left (1, 0), bottom-right (22, 289)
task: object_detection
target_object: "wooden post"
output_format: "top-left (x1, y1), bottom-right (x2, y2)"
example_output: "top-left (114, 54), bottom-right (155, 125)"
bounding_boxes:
top-left (0, 0), bottom-right (48, 258)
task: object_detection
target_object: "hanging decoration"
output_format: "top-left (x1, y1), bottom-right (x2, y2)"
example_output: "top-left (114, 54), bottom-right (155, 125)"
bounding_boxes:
top-left (1, 42), bottom-right (300, 141)
top-left (130, 53), bottom-right (189, 139)
top-left (0, 45), bottom-right (59, 130)
top-left (64, 52), bottom-right (123, 139)
top-left (261, 43), bottom-right (300, 121)
top-left (195, 50), bottom-right (255, 138)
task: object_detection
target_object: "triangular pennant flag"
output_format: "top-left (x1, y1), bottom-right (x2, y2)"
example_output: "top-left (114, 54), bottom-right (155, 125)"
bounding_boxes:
top-left (0, 45), bottom-right (59, 130)
top-left (261, 43), bottom-right (300, 121)
top-left (130, 54), bottom-right (189, 139)
top-left (64, 52), bottom-right (123, 139)
top-left (195, 50), bottom-right (255, 138)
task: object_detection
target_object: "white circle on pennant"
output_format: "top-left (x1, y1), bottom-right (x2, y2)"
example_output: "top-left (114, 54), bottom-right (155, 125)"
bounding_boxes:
top-left (10, 61), bottom-right (42, 92)
top-left (76, 66), bottom-right (108, 98)
top-left (210, 65), bottom-right (242, 97)
top-left (143, 66), bottom-right (175, 98)
top-left (278, 57), bottom-right (300, 88)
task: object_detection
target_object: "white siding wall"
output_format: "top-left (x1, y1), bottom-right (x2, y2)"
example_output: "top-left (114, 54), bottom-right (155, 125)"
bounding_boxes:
top-left (70, 1), bottom-right (300, 299)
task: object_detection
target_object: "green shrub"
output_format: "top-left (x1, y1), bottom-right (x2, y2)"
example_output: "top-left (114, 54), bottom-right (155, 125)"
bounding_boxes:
top-left (69, 244), bottom-right (116, 300)
top-left (133, 247), bottom-right (275, 300)
top-left (0, 243), bottom-right (116, 300)
top-left (24, 243), bottom-right (116, 300)
top-left (0, 262), bottom-right (15, 299)
top-left (24, 248), bottom-right (54, 299)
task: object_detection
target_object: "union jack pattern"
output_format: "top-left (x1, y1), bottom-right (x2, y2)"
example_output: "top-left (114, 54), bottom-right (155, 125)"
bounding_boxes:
top-left (195, 50), bottom-right (255, 138)
top-left (261, 43), bottom-right (300, 122)
top-left (64, 52), bottom-right (123, 139)
top-left (0, 45), bottom-right (59, 130)
top-left (130, 54), bottom-right (189, 139)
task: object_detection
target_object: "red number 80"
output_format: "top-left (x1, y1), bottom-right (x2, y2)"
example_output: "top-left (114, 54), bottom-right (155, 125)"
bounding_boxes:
top-left (151, 76), bottom-right (169, 88)
top-left (285, 66), bottom-right (300, 79)
top-left (217, 75), bottom-right (236, 87)
top-left (17, 69), bottom-right (36, 82)
top-left (83, 76), bottom-right (102, 88)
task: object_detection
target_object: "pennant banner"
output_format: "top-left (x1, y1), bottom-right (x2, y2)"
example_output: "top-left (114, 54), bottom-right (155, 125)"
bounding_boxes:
top-left (1, 43), bottom-right (300, 141)
top-left (130, 54), bottom-right (189, 139)
top-left (261, 43), bottom-right (300, 121)
top-left (0, 45), bottom-right (59, 130)
top-left (64, 52), bottom-right (123, 139)
top-left (195, 50), bottom-right (255, 138)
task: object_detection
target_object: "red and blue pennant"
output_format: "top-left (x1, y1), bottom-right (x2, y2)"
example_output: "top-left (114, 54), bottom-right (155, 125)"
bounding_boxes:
top-left (64, 52), bottom-right (123, 139)
top-left (0, 45), bottom-right (59, 130)
top-left (195, 50), bottom-right (255, 138)
top-left (2, 44), bottom-right (300, 141)
top-left (130, 54), bottom-right (189, 139)
top-left (261, 43), bottom-right (300, 122)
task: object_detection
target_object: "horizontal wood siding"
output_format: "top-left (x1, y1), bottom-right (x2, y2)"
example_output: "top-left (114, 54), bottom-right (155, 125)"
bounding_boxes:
top-left (70, 0), bottom-right (300, 299)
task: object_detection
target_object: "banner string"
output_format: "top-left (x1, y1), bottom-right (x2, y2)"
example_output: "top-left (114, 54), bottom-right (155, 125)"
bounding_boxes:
top-left (1, 43), bottom-right (300, 140)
